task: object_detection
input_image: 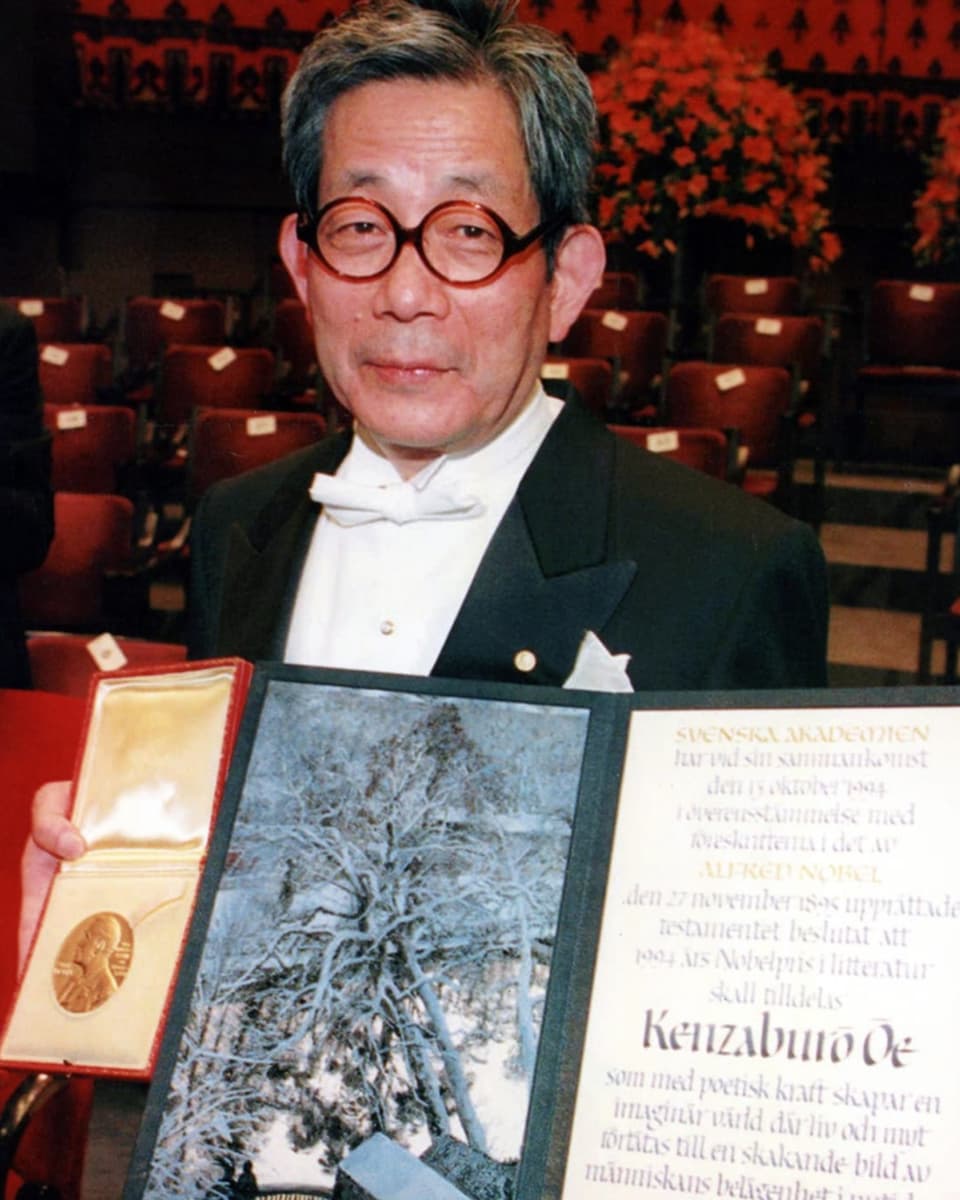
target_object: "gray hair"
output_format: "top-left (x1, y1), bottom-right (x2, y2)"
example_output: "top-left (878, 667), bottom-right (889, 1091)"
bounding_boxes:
top-left (281, 0), bottom-right (597, 249)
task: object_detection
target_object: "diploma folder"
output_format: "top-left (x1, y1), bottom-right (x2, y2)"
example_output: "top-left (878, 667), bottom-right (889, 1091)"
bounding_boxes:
top-left (1, 657), bottom-right (251, 1079)
top-left (123, 675), bottom-right (960, 1199)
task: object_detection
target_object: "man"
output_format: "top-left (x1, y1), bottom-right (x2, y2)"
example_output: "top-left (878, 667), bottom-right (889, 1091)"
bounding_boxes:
top-left (188, 0), bottom-right (827, 690)
top-left (0, 300), bottom-right (53, 689)
top-left (26, 0), bottom-right (828, 931)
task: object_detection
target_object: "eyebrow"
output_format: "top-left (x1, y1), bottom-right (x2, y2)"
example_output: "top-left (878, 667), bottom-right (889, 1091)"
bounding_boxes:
top-left (446, 172), bottom-right (505, 198)
top-left (336, 169), bottom-right (510, 201)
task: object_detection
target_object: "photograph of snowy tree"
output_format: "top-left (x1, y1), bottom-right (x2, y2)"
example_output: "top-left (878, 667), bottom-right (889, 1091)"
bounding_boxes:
top-left (132, 673), bottom-right (593, 1198)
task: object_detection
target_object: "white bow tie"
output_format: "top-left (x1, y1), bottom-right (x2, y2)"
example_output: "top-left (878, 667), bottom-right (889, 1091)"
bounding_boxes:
top-left (309, 472), bottom-right (485, 526)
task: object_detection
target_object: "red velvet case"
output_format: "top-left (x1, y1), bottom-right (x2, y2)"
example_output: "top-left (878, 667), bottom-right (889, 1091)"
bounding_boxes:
top-left (0, 657), bottom-right (252, 1079)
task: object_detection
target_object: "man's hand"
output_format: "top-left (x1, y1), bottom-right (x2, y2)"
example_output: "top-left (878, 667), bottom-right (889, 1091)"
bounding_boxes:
top-left (19, 781), bottom-right (86, 972)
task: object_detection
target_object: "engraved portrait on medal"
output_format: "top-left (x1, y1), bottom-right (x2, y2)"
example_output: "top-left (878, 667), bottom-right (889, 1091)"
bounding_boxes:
top-left (53, 911), bottom-right (134, 1014)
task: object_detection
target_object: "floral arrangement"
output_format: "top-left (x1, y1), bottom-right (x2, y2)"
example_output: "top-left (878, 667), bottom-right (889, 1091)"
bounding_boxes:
top-left (912, 102), bottom-right (960, 266)
top-left (591, 23), bottom-right (842, 273)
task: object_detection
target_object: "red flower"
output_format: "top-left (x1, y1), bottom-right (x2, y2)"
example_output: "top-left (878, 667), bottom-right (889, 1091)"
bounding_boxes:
top-left (913, 102), bottom-right (960, 264)
top-left (741, 134), bottom-right (775, 165)
top-left (591, 22), bottom-right (840, 271)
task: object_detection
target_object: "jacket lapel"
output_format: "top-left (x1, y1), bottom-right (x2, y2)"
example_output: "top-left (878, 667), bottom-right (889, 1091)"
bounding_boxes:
top-left (433, 403), bottom-right (637, 686)
top-left (216, 434), bottom-right (351, 660)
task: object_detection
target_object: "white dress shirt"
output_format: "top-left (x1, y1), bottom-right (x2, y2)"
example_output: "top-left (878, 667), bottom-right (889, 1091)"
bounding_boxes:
top-left (283, 386), bottom-right (562, 675)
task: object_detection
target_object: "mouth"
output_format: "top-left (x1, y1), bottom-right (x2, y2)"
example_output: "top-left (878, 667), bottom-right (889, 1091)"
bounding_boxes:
top-left (366, 359), bottom-right (452, 386)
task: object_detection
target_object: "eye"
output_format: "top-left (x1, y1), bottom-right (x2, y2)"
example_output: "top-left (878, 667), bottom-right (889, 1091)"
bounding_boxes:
top-left (430, 211), bottom-right (503, 255)
top-left (344, 220), bottom-right (381, 236)
top-left (328, 218), bottom-right (387, 240)
top-left (456, 223), bottom-right (496, 241)
top-left (319, 203), bottom-right (392, 249)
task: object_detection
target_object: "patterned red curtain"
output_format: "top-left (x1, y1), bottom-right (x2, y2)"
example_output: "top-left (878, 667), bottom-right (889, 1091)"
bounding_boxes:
top-left (71, 0), bottom-right (960, 142)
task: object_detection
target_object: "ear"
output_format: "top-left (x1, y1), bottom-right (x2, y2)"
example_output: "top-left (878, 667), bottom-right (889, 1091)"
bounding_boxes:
top-left (278, 212), bottom-right (311, 305)
top-left (547, 224), bottom-right (607, 344)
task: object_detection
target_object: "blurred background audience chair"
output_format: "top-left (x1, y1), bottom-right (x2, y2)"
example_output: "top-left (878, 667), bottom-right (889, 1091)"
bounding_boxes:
top-left (609, 423), bottom-right (740, 483)
top-left (122, 296), bottom-right (227, 377)
top-left (18, 493), bottom-right (135, 632)
top-left (703, 274), bottom-right (802, 318)
top-left (187, 407), bottom-right (327, 502)
top-left (27, 632), bottom-right (187, 697)
top-left (44, 404), bottom-right (137, 495)
top-left (663, 360), bottom-right (797, 509)
top-left (38, 343), bottom-right (113, 409)
top-left (2, 298), bottom-right (87, 344)
top-left (540, 356), bottom-right (614, 418)
top-left (560, 307), bottom-right (669, 421)
top-left (848, 280), bottom-right (960, 466)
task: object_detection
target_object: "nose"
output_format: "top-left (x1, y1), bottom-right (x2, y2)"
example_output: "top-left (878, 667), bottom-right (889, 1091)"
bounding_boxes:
top-left (371, 240), bottom-right (451, 322)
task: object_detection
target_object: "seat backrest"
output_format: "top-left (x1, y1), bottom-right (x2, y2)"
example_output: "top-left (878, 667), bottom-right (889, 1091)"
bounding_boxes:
top-left (189, 407), bottom-right (327, 500)
top-left (38, 342), bottom-right (113, 407)
top-left (3, 297), bottom-right (86, 342)
top-left (712, 314), bottom-right (825, 379)
top-left (866, 280), bottom-right (960, 368)
top-left (665, 361), bottom-right (793, 468)
top-left (609, 423), bottom-right (733, 480)
top-left (541, 356), bottom-right (614, 417)
top-left (561, 308), bottom-right (669, 400)
top-left (43, 404), bottom-right (137, 493)
top-left (704, 274), bottom-right (801, 316)
top-left (156, 345), bottom-right (277, 426)
top-left (123, 297), bottom-right (227, 372)
top-left (272, 298), bottom-right (318, 391)
top-left (18, 492), bottom-right (134, 629)
top-left (27, 633), bottom-right (187, 697)
top-left (587, 271), bottom-right (640, 310)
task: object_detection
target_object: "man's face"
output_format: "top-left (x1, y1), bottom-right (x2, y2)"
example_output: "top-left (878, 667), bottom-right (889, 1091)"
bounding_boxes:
top-left (76, 924), bottom-right (109, 966)
top-left (281, 78), bottom-right (602, 475)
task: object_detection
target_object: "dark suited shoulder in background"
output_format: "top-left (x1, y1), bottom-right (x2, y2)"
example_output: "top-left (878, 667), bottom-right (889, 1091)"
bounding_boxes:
top-left (0, 301), bottom-right (53, 688)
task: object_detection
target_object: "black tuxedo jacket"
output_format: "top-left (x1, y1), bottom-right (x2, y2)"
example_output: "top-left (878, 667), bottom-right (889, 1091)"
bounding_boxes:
top-left (189, 401), bottom-right (828, 690)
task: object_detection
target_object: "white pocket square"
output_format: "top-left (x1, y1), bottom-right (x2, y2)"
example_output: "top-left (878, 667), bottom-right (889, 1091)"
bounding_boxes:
top-left (563, 630), bottom-right (633, 693)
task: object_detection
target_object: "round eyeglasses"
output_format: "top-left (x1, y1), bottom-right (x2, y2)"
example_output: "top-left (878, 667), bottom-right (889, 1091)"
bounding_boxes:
top-left (296, 197), bottom-right (565, 285)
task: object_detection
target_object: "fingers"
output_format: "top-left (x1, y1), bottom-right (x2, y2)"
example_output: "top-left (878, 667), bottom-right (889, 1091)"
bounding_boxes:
top-left (31, 780), bottom-right (85, 859)
top-left (18, 781), bottom-right (85, 974)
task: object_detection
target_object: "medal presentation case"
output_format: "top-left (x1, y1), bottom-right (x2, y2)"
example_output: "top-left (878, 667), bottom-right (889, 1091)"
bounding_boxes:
top-left (1, 658), bottom-right (251, 1079)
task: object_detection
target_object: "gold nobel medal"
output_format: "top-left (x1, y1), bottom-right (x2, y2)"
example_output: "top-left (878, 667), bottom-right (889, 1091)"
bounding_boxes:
top-left (53, 912), bottom-right (134, 1014)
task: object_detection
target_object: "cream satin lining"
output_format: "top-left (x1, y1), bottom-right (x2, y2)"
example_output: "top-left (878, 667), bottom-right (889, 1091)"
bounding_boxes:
top-left (67, 666), bottom-right (236, 860)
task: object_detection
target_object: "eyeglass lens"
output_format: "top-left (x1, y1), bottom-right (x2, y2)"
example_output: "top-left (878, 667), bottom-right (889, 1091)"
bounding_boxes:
top-left (316, 200), bottom-right (508, 283)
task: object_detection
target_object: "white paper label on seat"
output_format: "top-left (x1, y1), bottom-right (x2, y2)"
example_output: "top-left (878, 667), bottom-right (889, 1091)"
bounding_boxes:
top-left (646, 430), bottom-right (680, 453)
top-left (541, 362), bottom-right (570, 380)
top-left (744, 279), bottom-right (769, 295)
top-left (57, 408), bottom-right (88, 430)
top-left (755, 318), bottom-right (782, 336)
top-left (85, 632), bottom-right (128, 672)
top-left (715, 367), bottom-right (747, 391)
top-left (246, 415), bottom-right (277, 437)
top-left (908, 283), bottom-right (935, 303)
top-left (208, 346), bottom-right (237, 371)
top-left (160, 300), bottom-right (186, 321)
top-left (601, 310), bottom-right (629, 331)
top-left (41, 345), bottom-right (70, 366)
top-left (18, 299), bottom-right (44, 316)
